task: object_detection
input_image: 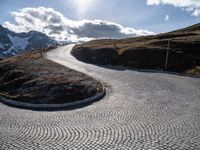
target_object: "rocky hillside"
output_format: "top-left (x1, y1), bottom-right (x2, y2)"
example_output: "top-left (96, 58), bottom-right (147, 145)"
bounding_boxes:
top-left (0, 49), bottom-right (103, 105)
top-left (72, 23), bottom-right (200, 76)
top-left (0, 25), bottom-right (59, 58)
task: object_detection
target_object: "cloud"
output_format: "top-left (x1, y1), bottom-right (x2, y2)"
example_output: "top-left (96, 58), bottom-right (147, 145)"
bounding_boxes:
top-left (146, 0), bottom-right (200, 16)
top-left (3, 7), bottom-right (155, 43)
top-left (165, 15), bottom-right (169, 21)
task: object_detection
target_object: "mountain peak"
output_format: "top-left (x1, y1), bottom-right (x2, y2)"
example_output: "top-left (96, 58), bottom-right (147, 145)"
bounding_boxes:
top-left (28, 30), bottom-right (43, 35)
top-left (0, 25), bottom-right (7, 31)
top-left (0, 25), bottom-right (60, 58)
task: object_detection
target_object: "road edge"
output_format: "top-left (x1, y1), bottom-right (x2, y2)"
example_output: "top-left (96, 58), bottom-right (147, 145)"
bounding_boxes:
top-left (0, 86), bottom-right (106, 110)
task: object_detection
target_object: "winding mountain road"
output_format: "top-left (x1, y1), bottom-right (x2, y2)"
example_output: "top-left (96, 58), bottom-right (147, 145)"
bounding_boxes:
top-left (1, 44), bottom-right (200, 150)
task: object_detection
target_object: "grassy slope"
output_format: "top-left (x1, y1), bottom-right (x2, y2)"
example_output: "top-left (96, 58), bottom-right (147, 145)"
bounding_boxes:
top-left (72, 23), bottom-right (200, 76)
top-left (0, 48), bottom-right (102, 104)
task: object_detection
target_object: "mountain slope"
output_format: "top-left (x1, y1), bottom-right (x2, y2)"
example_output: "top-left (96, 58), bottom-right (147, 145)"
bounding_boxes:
top-left (170, 23), bottom-right (200, 34)
top-left (72, 23), bottom-right (200, 76)
top-left (0, 25), bottom-right (59, 58)
top-left (0, 48), bottom-right (103, 105)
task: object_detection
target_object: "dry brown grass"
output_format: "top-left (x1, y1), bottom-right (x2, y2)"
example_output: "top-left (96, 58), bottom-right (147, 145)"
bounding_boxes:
top-left (72, 23), bottom-right (200, 76)
top-left (0, 48), bottom-right (103, 104)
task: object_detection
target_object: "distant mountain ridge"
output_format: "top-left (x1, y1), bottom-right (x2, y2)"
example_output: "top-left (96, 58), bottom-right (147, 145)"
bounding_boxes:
top-left (170, 23), bottom-right (200, 34)
top-left (0, 25), bottom-right (60, 58)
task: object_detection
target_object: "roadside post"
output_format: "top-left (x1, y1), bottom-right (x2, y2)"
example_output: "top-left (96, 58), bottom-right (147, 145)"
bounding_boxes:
top-left (113, 42), bottom-right (116, 48)
top-left (165, 40), bottom-right (170, 71)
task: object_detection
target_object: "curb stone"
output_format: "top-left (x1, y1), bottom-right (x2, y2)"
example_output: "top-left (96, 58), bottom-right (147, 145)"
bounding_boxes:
top-left (0, 86), bottom-right (106, 110)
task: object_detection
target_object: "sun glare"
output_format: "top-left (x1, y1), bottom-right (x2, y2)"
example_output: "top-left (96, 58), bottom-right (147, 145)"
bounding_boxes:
top-left (70, 0), bottom-right (95, 16)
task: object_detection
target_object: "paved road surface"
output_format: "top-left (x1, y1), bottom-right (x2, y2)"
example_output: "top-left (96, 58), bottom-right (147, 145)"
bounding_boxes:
top-left (1, 44), bottom-right (200, 149)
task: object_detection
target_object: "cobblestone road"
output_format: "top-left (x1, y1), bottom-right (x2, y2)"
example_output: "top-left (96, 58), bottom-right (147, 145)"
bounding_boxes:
top-left (1, 45), bottom-right (200, 150)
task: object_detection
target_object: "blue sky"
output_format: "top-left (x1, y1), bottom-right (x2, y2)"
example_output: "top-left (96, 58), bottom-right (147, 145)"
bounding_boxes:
top-left (0, 0), bottom-right (199, 42)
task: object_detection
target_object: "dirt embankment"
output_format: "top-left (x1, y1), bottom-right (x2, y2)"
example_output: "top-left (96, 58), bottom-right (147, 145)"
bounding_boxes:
top-left (72, 23), bottom-right (200, 76)
top-left (0, 48), bottom-right (103, 104)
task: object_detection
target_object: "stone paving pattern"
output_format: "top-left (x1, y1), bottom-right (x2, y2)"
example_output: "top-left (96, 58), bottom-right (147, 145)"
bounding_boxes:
top-left (0, 45), bottom-right (200, 150)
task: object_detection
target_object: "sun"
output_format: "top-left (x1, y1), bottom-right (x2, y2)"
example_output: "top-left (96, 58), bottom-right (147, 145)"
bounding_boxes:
top-left (70, 0), bottom-right (95, 16)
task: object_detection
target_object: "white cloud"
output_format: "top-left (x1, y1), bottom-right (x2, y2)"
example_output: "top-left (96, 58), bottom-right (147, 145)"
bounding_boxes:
top-left (3, 7), bottom-right (155, 43)
top-left (165, 15), bottom-right (169, 21)
top-left (147, 0), bottom-right (160, 5)
top-left (146, 0), bottom-right (200, 16)
top-left (192, 8), bottom-right (200, 16)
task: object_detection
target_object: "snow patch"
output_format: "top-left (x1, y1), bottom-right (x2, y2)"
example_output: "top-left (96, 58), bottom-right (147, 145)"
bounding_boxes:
top-left (0, 43), bottom-right (4, 49)
top-left (7, 34), bottom-right (30, 52)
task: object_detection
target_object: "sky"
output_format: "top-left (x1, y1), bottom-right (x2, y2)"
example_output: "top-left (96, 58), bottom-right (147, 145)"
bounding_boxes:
top-left (0, 0), bottom-right (199, 42)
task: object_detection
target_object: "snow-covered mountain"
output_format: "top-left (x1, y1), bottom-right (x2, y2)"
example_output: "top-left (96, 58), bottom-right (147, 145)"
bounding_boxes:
top-left (0, 25), bottom-right (60, 58)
